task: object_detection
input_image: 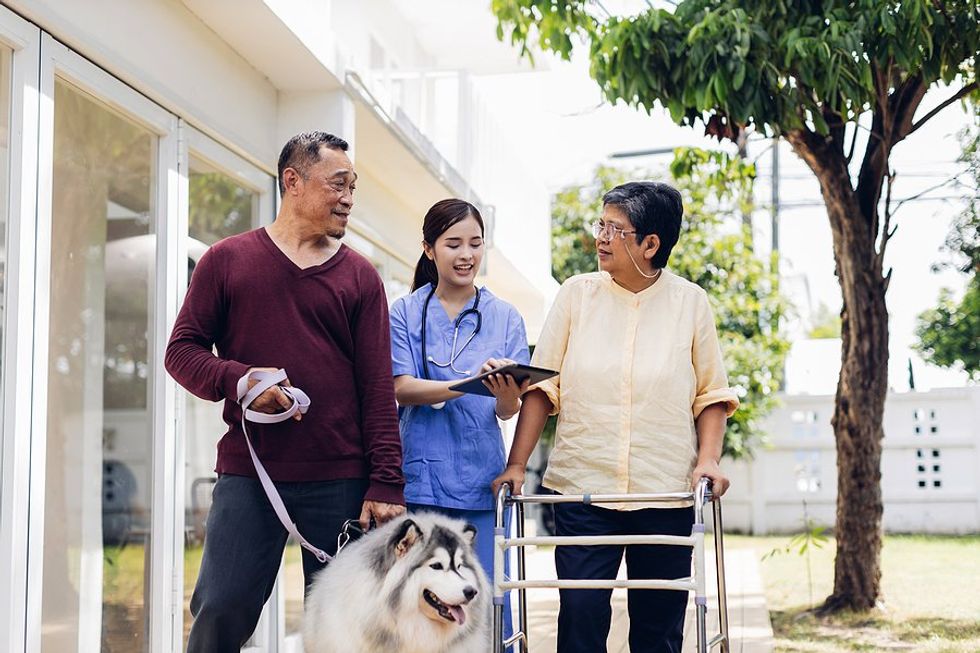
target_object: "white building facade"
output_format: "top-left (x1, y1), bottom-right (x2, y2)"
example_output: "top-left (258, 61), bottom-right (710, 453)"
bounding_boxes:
top-left (0, 1), bottom-right (555, 651)
top-left (723, 387), bottom-right (980, 536)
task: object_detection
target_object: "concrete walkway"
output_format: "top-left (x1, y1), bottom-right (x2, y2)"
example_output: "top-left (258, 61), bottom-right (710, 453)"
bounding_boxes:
top-left (508, 529), bottom-right (774, 652)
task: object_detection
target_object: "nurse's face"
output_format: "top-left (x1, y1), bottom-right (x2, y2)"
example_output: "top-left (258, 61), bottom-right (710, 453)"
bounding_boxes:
top-left (425, 215), bottom-right (484, 290)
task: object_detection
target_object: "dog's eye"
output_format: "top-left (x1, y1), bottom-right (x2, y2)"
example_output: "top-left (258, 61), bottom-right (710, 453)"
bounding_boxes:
top-left (429, 562), bottom-right (444, 570)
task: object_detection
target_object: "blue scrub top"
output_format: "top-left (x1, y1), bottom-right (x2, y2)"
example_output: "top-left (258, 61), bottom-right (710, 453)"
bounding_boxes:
top-left (390, 284), bottom-right (530, 510)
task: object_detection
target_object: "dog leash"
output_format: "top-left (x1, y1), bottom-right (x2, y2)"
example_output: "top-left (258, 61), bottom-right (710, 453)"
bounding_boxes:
top-left (236, 369), bottom-right (331, 562)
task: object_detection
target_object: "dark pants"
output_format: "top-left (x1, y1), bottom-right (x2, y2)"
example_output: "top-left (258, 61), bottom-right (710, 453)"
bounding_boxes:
top-left (187, 474), bottom-right (367, 653)
top-left (554, 501), bottom-right (694, 653)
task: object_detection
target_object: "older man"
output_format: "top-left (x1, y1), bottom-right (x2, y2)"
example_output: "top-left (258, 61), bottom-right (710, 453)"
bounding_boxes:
top-left (166, 131), bottom-right (405, 652)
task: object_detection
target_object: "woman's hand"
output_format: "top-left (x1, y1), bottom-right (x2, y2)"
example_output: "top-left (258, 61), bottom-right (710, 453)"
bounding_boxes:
top-left (481, 358), bottom-right (530, 419)
top-left (691, 458), bottom-right (730, 498)
top-left (491, 462), bottom-right (526, 497)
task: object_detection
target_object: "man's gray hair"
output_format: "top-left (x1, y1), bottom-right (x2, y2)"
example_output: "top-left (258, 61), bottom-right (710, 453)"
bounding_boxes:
top-left (277, 131), bottom-right (349, 196)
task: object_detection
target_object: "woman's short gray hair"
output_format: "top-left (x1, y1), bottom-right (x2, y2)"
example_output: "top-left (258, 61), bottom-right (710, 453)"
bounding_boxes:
top-left (602, 181), bottom-right (683, 268)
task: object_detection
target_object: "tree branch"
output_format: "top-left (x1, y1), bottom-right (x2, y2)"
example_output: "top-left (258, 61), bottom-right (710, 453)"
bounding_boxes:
top-left (875, 170), bottom-right (896, 276)
top-left (908, 81), bottom-right (978, 136)
top-left (890, 74), bottom-right (927, 141)
top-left (845, 121), bottom-right (861, 165)
top-left (891, 170), bottom-right (967, 215)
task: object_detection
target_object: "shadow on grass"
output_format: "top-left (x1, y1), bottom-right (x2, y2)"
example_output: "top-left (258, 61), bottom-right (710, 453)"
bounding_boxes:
top-left (771, 607), bottom-right (980, 652)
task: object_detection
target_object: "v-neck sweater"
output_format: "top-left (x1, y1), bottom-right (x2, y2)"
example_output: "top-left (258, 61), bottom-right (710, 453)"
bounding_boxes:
top-left (165, 228), bottom-right (404, 504)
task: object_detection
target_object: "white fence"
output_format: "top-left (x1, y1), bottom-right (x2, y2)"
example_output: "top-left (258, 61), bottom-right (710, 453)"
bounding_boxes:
top-left (722, 387), bottom-right (980, 534)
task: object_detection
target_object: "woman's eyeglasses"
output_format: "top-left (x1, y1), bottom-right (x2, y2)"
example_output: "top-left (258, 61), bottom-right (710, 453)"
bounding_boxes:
top-left (590, 220), bottom-right (637, 241)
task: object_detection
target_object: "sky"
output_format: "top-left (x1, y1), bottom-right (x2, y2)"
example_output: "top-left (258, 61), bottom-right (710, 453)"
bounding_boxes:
top-left (474, 22), bottom-right (975, 393)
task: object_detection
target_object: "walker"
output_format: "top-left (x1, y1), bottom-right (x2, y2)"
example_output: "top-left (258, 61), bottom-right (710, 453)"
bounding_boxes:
top-left (491, 477), bottom-right (730, 652)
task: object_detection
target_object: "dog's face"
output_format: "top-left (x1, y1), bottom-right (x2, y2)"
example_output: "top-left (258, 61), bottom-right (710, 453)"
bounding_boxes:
top-left (387, 518), bottom-right (483, 628)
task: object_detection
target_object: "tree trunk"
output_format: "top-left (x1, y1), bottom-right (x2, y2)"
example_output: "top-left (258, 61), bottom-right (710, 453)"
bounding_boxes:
top-left (811, 166), bottom-right (889, 613)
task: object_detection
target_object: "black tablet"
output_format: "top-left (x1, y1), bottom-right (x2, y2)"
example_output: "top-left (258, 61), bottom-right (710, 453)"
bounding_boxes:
top-left (448, 363), bottom-right (558, 398)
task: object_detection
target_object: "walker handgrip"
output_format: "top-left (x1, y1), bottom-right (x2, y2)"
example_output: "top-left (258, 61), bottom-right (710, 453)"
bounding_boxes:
top-left (697, 476), bottom-right (713, 504)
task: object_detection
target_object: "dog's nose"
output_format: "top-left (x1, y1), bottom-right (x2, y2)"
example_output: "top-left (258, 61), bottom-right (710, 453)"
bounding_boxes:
top-left (463, 586), bottom-right (477, 602)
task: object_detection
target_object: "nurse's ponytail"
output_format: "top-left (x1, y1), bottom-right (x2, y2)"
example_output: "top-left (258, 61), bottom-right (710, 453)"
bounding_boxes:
top-left (411, 198), bottom-right (485, 292)
top-left (412, 253), bottom-right (439, 292)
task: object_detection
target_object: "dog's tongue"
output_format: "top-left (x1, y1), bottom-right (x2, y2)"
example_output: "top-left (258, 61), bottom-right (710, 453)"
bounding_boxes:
top-left (449, 605), bottom-right (466, 626)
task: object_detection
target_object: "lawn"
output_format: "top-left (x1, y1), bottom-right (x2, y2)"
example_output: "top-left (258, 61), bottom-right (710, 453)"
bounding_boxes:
top-left (725, 534), bottom-right (980, 652)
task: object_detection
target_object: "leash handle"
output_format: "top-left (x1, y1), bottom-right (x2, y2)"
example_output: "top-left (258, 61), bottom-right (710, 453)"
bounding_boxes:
top-left (237, 369), bottom-right (330, 563)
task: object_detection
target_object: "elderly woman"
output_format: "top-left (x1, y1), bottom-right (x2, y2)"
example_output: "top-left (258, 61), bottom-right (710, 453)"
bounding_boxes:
top-left (493, 181), bottom-right (739, 653)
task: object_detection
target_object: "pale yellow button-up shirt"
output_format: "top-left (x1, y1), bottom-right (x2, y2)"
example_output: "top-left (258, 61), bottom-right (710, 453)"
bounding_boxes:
top-left (531, 270), bottom-right (739, 509)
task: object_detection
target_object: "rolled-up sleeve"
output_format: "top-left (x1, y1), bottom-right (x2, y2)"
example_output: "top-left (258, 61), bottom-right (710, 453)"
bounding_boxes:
top-left (691, 289), bottom-right (739, 419)
top-left (529, 282), bottom-right (573, 416)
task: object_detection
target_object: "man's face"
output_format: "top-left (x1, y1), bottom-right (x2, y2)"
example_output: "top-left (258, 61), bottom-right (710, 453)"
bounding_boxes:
top-left (292, 146), bottom-right (357, 238)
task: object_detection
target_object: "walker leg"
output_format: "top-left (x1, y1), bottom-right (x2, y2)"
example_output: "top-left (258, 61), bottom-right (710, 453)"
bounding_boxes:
top-left (694, 480), bottom-right (708, 653)
top-left (493, 486), bottom-right (508, 653)
top-left (493, 603), bottom-right (503, 653)
top-left (713, 498), bottom-right (730, 653)
top-left (516, 501), bottom-right (528, 652)
top-left (697, 601), bottom-right (708, 653)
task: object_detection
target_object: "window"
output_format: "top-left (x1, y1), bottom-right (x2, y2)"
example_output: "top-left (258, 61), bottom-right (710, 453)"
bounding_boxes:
top-left (42, 76), bottom-right (158, 652)
top-left (0, 43), bottom-right (11, 517)
top-left (915, 448), bottom-right (942, 490)
top-left (182, 151), bottom-right (270, 648)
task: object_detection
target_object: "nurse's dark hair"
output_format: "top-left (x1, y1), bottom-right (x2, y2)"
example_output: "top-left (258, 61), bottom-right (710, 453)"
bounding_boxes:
top-left (602, 181), bottom-right (683, 268)
top-left (412, 199), bottom-right (485, 292)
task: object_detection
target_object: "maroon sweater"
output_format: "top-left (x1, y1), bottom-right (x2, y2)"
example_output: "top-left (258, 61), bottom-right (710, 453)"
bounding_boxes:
top-left (164, 228), bottom-right (405, 505)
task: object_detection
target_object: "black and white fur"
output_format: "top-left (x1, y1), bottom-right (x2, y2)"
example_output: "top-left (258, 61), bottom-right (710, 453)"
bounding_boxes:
top-left (304, 513), bottom-right (490, 653)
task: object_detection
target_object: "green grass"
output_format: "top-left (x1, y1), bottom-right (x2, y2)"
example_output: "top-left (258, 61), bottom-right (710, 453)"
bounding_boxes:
top-left (725, 534), bottom-right (980, 652)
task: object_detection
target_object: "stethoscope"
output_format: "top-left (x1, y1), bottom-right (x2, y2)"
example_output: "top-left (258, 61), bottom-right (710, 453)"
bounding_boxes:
top-left (420, 285), bottom-right (483, 380)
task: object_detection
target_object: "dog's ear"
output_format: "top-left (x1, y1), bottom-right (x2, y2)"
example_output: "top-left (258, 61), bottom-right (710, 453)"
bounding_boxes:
top-left (392, 519), bottom-right (423, 558)
top-left (462, 523), bottom-right (477, 546)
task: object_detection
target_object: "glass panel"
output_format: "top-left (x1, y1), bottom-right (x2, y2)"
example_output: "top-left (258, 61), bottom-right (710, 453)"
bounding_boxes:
top-left (284, 542), bottom-right (304, 637)
top-left (182, 155), bottom-right (261, 647)
top-left (43, 78), bottom-right (156, 652)
top-left (0, 44), bottom-right (12, 519)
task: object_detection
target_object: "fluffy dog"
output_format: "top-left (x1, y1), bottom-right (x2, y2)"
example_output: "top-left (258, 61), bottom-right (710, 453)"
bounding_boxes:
top-left (304, 513), bottom-right (490, 653)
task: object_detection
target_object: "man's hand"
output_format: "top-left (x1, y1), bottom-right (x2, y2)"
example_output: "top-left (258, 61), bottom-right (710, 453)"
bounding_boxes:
top-left (246, 367), bottom-right (301, 421)
top-left (691, 458), bottom-right (730, 498)
top-left (359, 500), bottom-right (406, 530)
top-left (491, 462), bottom-right (526, 498)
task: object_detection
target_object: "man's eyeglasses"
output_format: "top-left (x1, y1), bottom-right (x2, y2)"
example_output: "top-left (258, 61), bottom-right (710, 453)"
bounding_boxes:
top-left (590, 220), bottom-right (637, 241)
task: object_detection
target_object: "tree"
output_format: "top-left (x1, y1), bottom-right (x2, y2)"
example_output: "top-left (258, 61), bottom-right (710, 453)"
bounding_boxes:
top-left (914, 281), bottom-right (980, 379)
top-left (493, 0), bottom-right (979, 612)
top-left (550, 151), bottom-right (789, 459)
top-left (915, 120), bottom-right (980, 379)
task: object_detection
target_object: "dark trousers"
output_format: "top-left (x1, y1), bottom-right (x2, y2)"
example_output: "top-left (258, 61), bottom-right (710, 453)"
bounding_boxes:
top-left (554, 501), bottom-right (694, 653)
top-left (187, 474), bottom-right (367, 653)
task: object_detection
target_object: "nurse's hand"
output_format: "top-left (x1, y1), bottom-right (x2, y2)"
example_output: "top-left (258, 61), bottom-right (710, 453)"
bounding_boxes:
top-left (491, 463), bottom-right (526, 497)
top-left (481, 358), bottom-right (530, 419)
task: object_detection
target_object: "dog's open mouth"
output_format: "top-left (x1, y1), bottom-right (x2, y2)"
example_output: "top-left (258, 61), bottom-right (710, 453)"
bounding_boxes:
top-left (423, 589), bottom-right (466, 625)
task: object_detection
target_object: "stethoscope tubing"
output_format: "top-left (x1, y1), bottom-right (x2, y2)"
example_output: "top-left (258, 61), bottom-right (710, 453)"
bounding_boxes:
top-left (420, 285), bottom-right (482, 380)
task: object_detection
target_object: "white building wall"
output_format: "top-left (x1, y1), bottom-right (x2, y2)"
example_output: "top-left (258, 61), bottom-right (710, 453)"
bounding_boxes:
top-left (722, 387), bottom-right (980, 534)
top-left (5, 0), bottom-right (281, 165)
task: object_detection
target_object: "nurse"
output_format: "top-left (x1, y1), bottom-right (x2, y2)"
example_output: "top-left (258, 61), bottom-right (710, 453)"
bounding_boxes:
top-left (389, 198), bottom-right (530, 580)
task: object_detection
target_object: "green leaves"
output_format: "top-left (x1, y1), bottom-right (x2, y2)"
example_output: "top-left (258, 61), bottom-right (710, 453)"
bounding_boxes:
top-left (915, 119), bottom-right (980, 381)
top-left (914, 280), bottom-right (980, 381)
top-left (492, 0), bottom-right (979, 138)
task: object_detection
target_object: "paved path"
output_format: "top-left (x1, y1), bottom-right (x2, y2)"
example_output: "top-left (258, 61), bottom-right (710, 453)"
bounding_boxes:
top-left (508, 530), bottom-right (774, 652)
